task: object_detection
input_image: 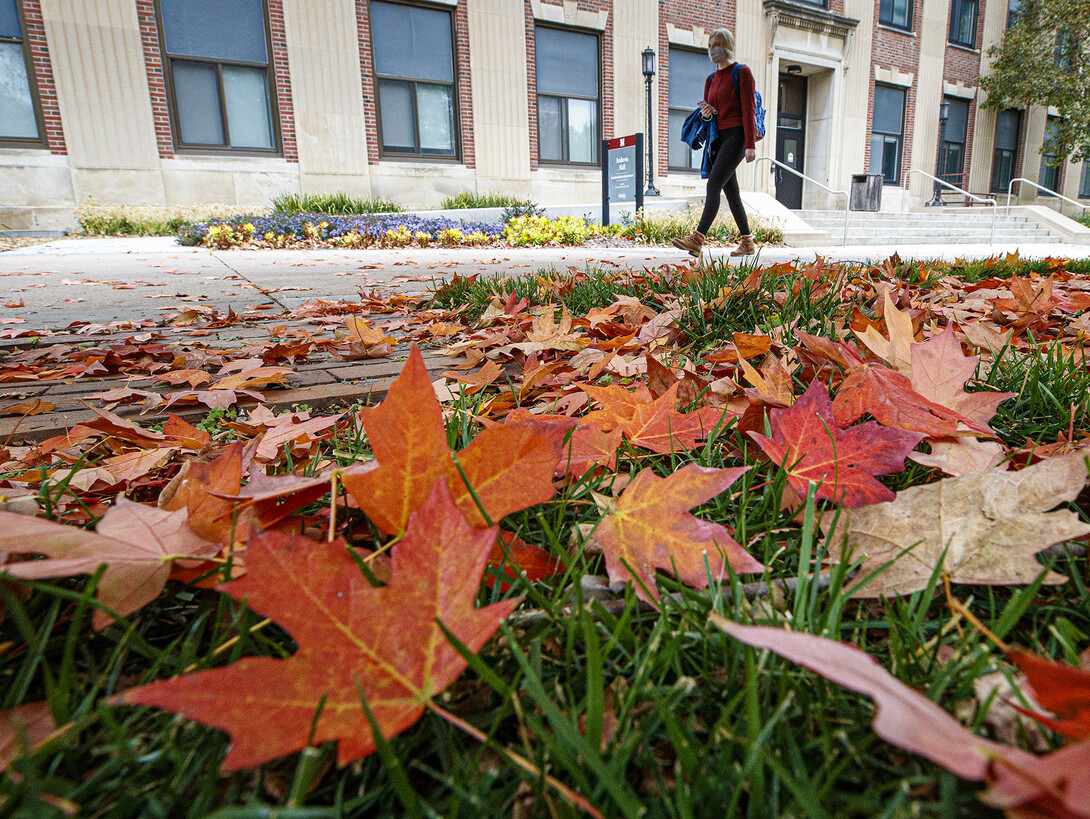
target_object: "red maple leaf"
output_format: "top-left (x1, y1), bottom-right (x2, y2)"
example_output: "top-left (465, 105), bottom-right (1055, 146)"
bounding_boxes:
top-left (748, 381), bottom-right (924, 507)
top-left (114, 480), bottom-right (518, 770)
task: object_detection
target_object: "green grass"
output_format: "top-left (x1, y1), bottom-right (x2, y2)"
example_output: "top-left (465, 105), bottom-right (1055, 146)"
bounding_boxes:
top-left (4, 256), bottom-right (1090, 817)
top-left (270, 192), bottom-right (402, 215)
top-left (441, 191), bottom-right (532, 210)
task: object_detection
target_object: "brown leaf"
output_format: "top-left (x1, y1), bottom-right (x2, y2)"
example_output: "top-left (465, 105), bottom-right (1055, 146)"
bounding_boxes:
top-left (824, 450), bottom-right (1090, 597)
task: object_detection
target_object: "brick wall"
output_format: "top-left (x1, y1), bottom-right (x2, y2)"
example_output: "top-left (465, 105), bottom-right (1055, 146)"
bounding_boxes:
top-left (867, 2), bottom-right (921, 180)
top-left (19, 0), bottom-right (65, 154)
top-left (658, 0), bottom-right (734, 179)
top-left (356, 0), bottom-right (475, 168)
top-left (525, 0), bottom-right (614, 172)
top-left (267, 0), bottom-right (298, 162)
top-left (136, 0), bottom-right (297, 161)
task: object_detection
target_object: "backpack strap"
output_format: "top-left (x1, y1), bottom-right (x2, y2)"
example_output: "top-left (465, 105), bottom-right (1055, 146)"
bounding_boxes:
top-left (704, 72), bottom-right (714, 100)
top-left (730, 63), bottom-right (743, 90)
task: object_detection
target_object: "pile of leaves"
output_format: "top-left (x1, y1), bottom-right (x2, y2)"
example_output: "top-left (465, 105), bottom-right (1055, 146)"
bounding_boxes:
top-left (1, 253), bottom-right (1089, 816)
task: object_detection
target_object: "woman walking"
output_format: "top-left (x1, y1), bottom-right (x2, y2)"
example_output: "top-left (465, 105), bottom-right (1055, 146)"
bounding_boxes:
top-left (672, 29), bottom-right (757, 258)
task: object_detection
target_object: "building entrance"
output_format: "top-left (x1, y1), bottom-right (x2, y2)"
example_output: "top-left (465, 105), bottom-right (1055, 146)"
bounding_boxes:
top-left (775, 73), bottom-right (807, 210)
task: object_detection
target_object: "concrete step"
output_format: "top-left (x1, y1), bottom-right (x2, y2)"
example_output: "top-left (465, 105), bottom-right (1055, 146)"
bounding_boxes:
top-left (791, 208), bottom-right (1057, 245)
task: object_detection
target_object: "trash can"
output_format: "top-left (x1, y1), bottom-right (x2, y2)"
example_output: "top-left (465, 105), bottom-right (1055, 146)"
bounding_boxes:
top-left (850, 173), bottom-right (883, 211)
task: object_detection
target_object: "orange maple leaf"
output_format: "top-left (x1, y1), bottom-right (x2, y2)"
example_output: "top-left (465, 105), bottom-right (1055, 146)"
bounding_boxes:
top-left (341, 345), bottom-right (568, 533)
top-left (594, 464), bottom-right (763, 603)
top-left (583, 382), bottom-right (728, 455)
top-left (114, 480), bottom-right (518, 770)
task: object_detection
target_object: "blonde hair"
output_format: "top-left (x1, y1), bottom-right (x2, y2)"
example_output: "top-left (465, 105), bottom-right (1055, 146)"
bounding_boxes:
top-left (709, 29), bottom-right (735, 60)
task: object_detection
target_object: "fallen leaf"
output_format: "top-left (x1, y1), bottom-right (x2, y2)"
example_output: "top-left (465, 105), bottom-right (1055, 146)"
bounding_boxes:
top-left (594, 465), bottom-right (762, 603)
top-left (114, 480), bottom-right (518, 770)
top-left (0, 499), bottom-right (219, 629)
top-left (824, 450), bottom-right (1090, 596)
top-left (748, 381), bottom-right (924, 507)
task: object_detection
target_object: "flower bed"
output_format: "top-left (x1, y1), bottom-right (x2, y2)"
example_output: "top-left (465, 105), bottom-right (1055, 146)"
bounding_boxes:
top-left (179, 210), bottom-right (785, 249)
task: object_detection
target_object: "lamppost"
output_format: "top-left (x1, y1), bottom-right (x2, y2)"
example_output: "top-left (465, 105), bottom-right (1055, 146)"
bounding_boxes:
top-left (927, 99), bottom-right (951, 206)
top-left (642, 47), bottom-right (660, 196)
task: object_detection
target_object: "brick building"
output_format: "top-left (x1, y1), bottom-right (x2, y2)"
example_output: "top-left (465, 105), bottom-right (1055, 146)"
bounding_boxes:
top-left (1, 0), bottom-right (1087, 231)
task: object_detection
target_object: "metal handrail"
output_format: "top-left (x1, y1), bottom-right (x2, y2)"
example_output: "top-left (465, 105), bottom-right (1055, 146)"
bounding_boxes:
top-left (1005, 177), bottom-right (1090, 216)
top-left (753, 156), bottom-right (850, 244)
top-left (901, 169), bottom-right (997, 243)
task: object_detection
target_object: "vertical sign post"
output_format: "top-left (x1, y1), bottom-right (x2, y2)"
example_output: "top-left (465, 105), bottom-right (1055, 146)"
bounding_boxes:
top-left (601, 133), bottom-right (645, 226)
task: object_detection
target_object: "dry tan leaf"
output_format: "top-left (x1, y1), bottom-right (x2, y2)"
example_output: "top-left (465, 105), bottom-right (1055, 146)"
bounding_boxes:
top-left (908, 438), bottom-right (1009, 477)
top-left (855, 289), bottom-right (915, 374)
top-left (824, 450), bottom-right (1090, 597)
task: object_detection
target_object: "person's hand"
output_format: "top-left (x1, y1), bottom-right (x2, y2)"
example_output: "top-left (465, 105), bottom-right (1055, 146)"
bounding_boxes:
top-left (698, 101), bottom-right (716, 120)
top-left (745, 148), bottom-right (757, 163)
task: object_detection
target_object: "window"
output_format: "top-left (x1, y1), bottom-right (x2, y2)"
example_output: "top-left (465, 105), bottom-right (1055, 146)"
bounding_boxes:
top-left (371, 2), bottom-right (458, 158)
top-left (535, 26), bottom-right (599, 165)
top-left (990, 109), bottom-right (1021, 192)
top-left (939, 97), bottom-right (969, 185)
top-left (949, 0), bottom-right (977, 47)
top-left (1006, 0), bottom-right (1024, 28)
top-left (869, 84), bottom-right (905, 184)
top-left (0, 0), bottom-right (42, 145)
top-left (667, 48), bottom-right (707, 172)
top-left (879, 0), bottom-right (912, 30)
top-left (157, 0), bottom-right (276, 153)
top-left (1080, 163), bottom-right (1090, 199)
top-left (1039, 116), bottom-right (1061, 194)
top-left (791, 0), bottom-right (827, 7)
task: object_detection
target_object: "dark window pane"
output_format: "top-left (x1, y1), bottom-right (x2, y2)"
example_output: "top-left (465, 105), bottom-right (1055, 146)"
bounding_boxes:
top-left (371, 2), bottom-right (452, 83)
top-left (0, 41), bottom-right (37, 137)
top-left (160, 0), bottom-right (267, 63)
top-left (538, 95), bottom-right (562, 161)
top-left (880, 0), bottom-right (911, 27)
top-left (872, 85), bottom-right (903, 135)
top-left (536, 28), bottom-right (597, 97)
top-left (377, 79), bottom-right (415, 151)
top-left (882, 138), bottom-right (899, 181)
top-left (172, 60), bottom-right (225, 145)
top-left (567, 97), bottom-right (596, 163)
top-left (668, 48), bottom-right (709, 107)
top-left (944, 98), bottom-right (968, 143)
top-left (992, 150), bottom-right (1014, 191)
top-left (668, 108), bottom-right (692, 168)
top-left (942, 143), bottom-right (964, 179)
top-left (950, 0), bottom-right (976, 44)
top-left (417, 82), bottom-right (455, 155)
top-left (0, 0), bottom-right (20, 39)
top-left (995, 109), bottom-right (1020, 149)
top-left (1080, 163), bottom-right (1090, 198)
top-left (222, 64), bottom-right (272, 148)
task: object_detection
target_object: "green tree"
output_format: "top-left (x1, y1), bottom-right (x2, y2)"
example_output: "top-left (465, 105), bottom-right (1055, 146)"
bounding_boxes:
top-left (980, 0), bottom-right (1089, 163)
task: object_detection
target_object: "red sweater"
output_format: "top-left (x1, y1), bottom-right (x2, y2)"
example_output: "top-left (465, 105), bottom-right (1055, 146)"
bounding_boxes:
top-left (704, 63), bottom-right (757, 150)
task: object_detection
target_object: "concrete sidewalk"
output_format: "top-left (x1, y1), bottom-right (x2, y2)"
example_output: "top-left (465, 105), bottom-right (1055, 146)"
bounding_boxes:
top-left (3, 236), bottom-right (1090, 330)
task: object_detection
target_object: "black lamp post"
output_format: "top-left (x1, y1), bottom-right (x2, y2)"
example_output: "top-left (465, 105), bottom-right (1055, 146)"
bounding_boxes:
top-left (927, 99), bottom-right (951, 206)
top-left (642, 47), bottom-right (660, 196)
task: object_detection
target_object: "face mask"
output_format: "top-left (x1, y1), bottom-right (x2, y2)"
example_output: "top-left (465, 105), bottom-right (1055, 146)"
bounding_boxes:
top-left (709, 47), bottom-right (727, 63)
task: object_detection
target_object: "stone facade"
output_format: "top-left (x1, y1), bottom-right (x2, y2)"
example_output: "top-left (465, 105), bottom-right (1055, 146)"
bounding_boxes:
top-left (1, 0), bottom-right (1087, 231)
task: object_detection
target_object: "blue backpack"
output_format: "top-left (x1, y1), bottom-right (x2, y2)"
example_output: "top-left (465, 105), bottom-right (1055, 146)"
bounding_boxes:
top-left (729, 64), bottom-right (766, 141)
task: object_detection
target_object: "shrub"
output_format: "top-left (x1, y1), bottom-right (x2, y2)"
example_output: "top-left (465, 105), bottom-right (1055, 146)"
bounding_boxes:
top-left (441, 190), bottom-right (532, 210)
top-left (76, 198), bottom-right (266, 236)
top-left (270, 192), bottom-right (402, 215)
top-left (500, 201), bottom-right (546, 223)
top-left (502, 215), bottom-right (596, 246)
top-left (1076, 211), bottom-right (1090, 229)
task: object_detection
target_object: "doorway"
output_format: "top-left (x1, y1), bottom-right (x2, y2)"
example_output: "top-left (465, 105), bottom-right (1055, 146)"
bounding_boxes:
top-left (775, 73), bottom-right (807, 209)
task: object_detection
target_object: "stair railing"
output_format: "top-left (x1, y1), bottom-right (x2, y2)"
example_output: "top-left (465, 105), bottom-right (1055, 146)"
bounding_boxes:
top-left (753, 157), bottom-right (850, 245)
top-left (901, 169), bottom-right (997, 244)
top-left (1005, 177), bottom-right (1090, 217)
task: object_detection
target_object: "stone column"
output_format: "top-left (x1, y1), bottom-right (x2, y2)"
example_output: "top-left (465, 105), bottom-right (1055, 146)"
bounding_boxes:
top-left (40, 0), bottom-right (165, 203)
top-left (282, 0), bottom-right (371, 195)
top-left (909, 0), bottom-right (947, 201)
top-left (466, 0), bottom-right (531, 192)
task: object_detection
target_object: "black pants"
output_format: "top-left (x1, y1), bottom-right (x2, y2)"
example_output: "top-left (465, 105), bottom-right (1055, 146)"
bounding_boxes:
top-left (697, 126), bottom-right (750, 236)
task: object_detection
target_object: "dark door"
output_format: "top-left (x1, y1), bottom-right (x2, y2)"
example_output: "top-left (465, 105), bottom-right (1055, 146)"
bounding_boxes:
top-left (775, 74), bottom-right (807, 209)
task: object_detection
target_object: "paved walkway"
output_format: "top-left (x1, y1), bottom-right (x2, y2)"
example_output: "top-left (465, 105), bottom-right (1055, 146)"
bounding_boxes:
top-left (3, 236), bottom-right (1090, 330)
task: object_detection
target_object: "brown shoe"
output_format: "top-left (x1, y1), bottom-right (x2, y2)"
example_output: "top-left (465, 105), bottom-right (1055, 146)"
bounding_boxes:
top-left (730, 234), bottom-right (757, 257)
top-left (671, 230), bottom-right (705, 257)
